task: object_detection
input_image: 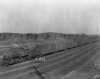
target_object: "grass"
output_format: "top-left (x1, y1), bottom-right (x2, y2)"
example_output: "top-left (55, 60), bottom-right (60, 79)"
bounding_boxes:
top-left (0, 33), bottom-right (99, 79)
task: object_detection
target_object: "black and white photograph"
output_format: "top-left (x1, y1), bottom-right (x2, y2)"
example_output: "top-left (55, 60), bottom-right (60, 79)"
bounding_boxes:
top-left (0, 0), bottom-right (100, 79)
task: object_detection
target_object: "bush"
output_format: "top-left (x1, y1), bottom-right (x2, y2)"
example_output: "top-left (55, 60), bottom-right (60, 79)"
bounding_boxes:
top-left (1, 55), bottom-right (12, 66)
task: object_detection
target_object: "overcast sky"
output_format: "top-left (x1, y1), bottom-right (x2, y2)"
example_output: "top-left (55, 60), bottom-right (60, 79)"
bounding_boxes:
top-left (0, 0), bottom-right (100, 34)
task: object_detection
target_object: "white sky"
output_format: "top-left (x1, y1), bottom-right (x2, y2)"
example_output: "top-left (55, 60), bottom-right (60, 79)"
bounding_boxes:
top-left (0, 0), bottom-right (100, 34)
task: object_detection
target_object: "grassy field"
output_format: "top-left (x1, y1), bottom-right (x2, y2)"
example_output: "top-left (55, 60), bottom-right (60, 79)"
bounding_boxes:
top-left (0, 33), bottom-right (99, 79)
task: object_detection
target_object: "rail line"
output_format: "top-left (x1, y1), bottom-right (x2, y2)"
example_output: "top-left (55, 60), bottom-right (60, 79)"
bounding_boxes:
top-left (37, 43), bottom-right (98, 73)
top-left (0, 40), bottom-right (99, 79)
top-left (36, 41), bottom-right (96, 68)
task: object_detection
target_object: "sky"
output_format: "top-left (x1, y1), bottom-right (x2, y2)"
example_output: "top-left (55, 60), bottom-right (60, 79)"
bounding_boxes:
top-left (0, 0), bottom-right (100, 34)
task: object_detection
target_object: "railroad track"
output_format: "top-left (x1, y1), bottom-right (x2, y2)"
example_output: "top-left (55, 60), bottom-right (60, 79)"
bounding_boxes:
top-left (37, 42), bottom-right (98, 73)
top-left (0, 40), bottom-right (99, 79)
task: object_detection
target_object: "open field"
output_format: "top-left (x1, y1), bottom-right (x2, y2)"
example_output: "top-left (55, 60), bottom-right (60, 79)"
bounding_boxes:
top-left (0, 33), bottom-right (99, 79)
